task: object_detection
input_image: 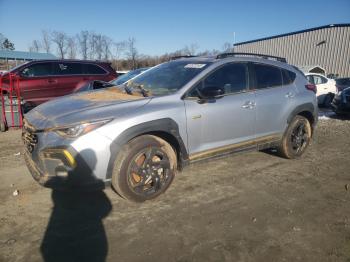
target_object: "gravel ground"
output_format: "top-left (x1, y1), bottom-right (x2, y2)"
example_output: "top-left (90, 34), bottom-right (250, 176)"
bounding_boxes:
top-left (0, 116), bottom-right (349, 262)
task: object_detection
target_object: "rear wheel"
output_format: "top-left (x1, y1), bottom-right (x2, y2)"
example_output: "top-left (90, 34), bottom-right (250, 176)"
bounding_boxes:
top-left (111, 135), bottom-right (177, 202)
top-left (277, 115), bottom-right (312, 159)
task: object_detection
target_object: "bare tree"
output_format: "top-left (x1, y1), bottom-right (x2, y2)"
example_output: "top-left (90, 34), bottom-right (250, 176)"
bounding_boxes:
top-left (222, 42), bottom-right (232, 52)
top-left (0, 33), bottom-right (5, 50)
top-left (28, 40), bottom-right (41, 52)
top-left (102, 36), bottom-right (113, 61)
top-left (88, 32), bottom-right (97, 59)
top-left (94, 33), bottom-right (103, 60)
top-left (113, 41), bottom-right (126, 70)
top-left (51, 31), bottom-right (67, 59)
top-left (182, 43), bottom-right (199, 56)
top-left (66, 37), bottom-right (77, 59)
top-left (77, 30), bottom-right (89, 59)
top-left (41, 30), bottom-right (51, 53)
top-left (126, 37), bottom-right (138, 69)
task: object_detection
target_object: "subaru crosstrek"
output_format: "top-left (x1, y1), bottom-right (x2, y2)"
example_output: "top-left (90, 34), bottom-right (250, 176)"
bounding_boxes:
top-left (22, 53), bottom-right (318, 202)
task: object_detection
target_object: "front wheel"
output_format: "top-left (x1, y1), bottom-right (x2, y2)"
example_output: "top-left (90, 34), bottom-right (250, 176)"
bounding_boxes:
top-left (277, 115), bottom-right (312, 159)
top-left (111, 135), bottom-right (177, 202)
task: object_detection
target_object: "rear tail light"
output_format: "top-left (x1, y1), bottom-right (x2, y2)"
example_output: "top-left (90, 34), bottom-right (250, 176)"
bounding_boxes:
top-left (305, 84), bottom-right (317, 94)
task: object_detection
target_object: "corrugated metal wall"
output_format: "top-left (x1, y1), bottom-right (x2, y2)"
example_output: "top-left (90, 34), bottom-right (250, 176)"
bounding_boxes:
top-left (234, 26), bottom-right (350, 77)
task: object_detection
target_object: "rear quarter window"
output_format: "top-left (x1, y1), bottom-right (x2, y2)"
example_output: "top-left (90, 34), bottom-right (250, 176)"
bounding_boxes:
top-left (254, 63), bottom-right (282, 89)
top-left (84, 64), bottom-right (107, 75)
top-left (282, 69), bottom-right (296, 85)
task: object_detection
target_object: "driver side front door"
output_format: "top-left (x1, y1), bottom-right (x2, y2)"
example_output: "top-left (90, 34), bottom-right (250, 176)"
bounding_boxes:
top-left (184, 62), bottom-right (256, 159)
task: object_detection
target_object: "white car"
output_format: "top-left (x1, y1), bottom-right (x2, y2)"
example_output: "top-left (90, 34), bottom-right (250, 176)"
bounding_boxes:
top-left (305, 73), bottom-right (337, 106)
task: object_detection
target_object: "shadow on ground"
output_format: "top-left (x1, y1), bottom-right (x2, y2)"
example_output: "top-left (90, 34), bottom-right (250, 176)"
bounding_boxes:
top-left (40, 149), bottom-right (112, 262)
top-left (40, 190), bottom-right (112, 262)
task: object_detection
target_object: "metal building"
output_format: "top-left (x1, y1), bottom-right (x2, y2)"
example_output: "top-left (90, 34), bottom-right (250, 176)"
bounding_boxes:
top-left (234, 24), bottom-right (350, 77)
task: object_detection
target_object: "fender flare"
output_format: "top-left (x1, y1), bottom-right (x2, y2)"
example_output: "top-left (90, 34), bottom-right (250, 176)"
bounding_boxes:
top-left (286, 102), bottom-right (318, 133)
top-left (106, 118), bottom-right (188, 179)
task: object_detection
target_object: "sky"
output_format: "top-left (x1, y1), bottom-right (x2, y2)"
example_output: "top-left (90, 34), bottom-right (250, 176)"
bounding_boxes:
top-left (0, 0), bottom-right (349, 56)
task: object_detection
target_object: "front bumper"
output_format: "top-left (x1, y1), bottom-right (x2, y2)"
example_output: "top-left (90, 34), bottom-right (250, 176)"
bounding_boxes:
top-left (22, 121), bottom-right (111, 190)
top-left (24, 148), bottom-right (106, 190)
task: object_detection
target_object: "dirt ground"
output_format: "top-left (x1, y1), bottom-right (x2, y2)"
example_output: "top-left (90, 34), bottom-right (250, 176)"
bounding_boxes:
top-left (0, 114), bottom-right (350, 262)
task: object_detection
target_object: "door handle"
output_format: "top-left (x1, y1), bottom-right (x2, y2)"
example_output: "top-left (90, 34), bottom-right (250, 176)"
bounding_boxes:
top-left (285, 92), bottom-right (295, 98)
top-left (47, 79), bottom-right (57, 83)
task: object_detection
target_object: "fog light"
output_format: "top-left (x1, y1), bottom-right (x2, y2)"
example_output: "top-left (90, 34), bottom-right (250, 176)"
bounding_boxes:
top-left (62, 149), bottom-right (76, 168)
top-left (42, 148), bottom-right (76, 168)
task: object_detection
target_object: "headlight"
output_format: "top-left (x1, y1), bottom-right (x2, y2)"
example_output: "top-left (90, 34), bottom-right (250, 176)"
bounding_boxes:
top-left (52, 119), bottom-right (112, 138)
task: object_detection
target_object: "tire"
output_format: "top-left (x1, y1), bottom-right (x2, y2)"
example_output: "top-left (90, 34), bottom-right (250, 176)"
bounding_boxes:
top-left (323, 93), bottom-right (334, 108)
top-left (277, 115), bottom-right (312, 159)
top-left (111, 135), bottom-right (177, 202)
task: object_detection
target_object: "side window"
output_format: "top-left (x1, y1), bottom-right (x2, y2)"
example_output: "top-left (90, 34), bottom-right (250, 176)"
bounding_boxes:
top-left (254, 64), bottom-right (282, 89)
top-left (202, 63), bottom-right (248, 95)
top-left (53, 63), bottom-right (83, 75)
top-left (314, 76), bottom-right (328, 84)
top-left (313, 75), bottom-right (327, 85)
top-left (84, 64), bottom-right (107, 75)
top-left (21, 63), bottom-right (52, 77)
top-left (282, 69), bottom-right (296, 85)
top-left (306, 75), bottom-right (315, 84)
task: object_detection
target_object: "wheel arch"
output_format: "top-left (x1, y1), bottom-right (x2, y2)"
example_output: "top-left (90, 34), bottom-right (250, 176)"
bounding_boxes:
top-left (287, 103), bottom-right (317, 135)
top-left (106, 118), bottom-right (188, 179)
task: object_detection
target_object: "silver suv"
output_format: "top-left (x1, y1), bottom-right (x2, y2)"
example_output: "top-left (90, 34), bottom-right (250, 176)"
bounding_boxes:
top-left (22, 53), bottom-right (318, 202)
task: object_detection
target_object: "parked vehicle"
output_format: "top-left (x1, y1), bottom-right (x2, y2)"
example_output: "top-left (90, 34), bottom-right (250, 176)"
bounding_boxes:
top-left (23, 53), bottom-right (318, 202)
top-left (331, 87), bottom-right (350, 115)
top-left (305, 73), bottom-right (337, 107)
top-left (335, 77), bottom-right (350, 92)
top-left (77, 67), bottom-right (150, 93)
top-left (0, 60), bottom-right (117, 108)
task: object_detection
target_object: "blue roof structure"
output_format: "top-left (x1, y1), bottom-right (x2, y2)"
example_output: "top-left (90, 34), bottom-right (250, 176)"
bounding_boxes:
top-left (0, 50), bottom-right (56, 60)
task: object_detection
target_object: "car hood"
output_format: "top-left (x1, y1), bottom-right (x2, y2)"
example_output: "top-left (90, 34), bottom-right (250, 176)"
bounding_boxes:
top-left (25, 89), bottom-right (151, 130)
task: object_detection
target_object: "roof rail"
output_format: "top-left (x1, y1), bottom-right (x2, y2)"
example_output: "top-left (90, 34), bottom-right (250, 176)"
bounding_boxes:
top-left (170, 55), bottom-right (197, 60)
top-left (216, 52), bottom-right (287, 63)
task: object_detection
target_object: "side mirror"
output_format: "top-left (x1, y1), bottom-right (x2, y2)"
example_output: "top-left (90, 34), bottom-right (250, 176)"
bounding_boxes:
top-left (198, 85), bottom-right (225, 99)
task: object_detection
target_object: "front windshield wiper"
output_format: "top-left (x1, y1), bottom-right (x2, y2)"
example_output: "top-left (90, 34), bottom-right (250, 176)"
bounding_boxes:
top-left (123, 84), bottom-right (133, 95)
top-left (126, 82), bottom-right (150, 97)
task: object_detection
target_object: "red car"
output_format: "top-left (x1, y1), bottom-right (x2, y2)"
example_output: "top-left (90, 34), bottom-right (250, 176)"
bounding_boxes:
top-left (0, 60), bottom-right (117, 107)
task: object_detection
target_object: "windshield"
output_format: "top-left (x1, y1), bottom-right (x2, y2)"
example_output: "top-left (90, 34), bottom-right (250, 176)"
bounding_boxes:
top-left (111, 68), bottom-right (148, 85)
top-left (125, 60), bottom-right (211, 96)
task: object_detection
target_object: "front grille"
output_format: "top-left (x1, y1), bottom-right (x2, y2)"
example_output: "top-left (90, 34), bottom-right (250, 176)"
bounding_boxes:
top-left (22, 120), bottom-right (38, 153)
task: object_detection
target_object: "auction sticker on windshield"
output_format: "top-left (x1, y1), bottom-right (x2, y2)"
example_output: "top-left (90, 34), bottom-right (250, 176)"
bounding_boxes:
top-left (184, 64), bottom-right (207, 69)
